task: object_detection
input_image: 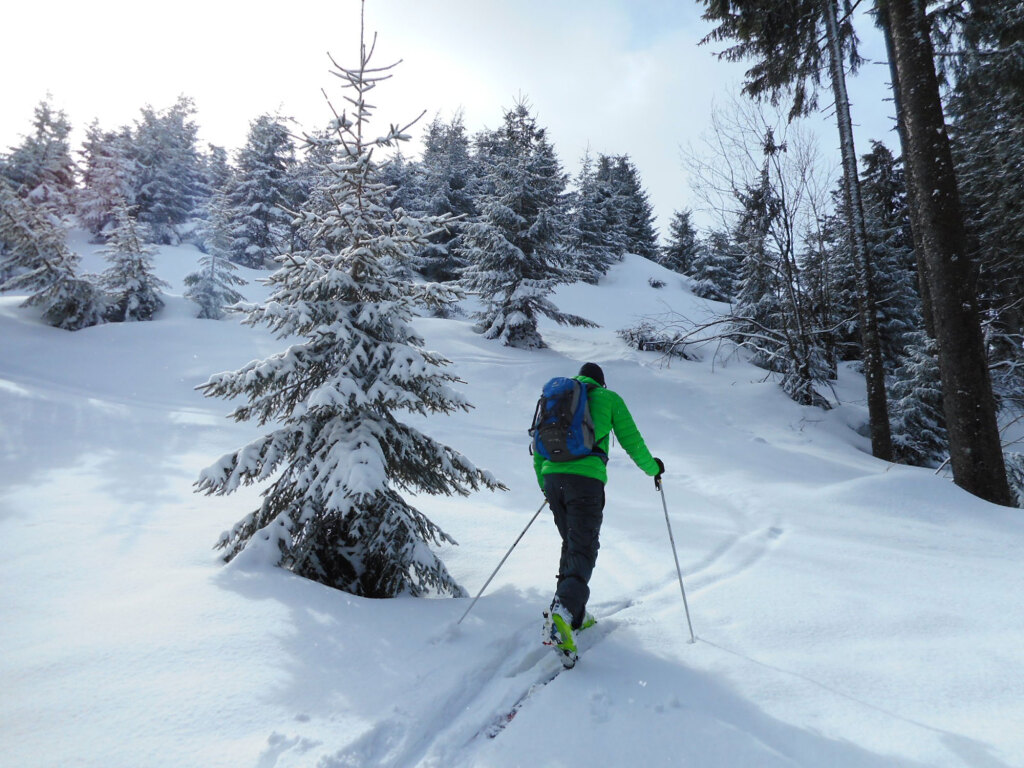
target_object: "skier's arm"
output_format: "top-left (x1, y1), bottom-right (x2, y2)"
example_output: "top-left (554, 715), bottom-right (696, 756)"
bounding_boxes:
top-left (533, 449), bottom-right (546, 492)
top-left (610, 394), bottom-right (660, 476)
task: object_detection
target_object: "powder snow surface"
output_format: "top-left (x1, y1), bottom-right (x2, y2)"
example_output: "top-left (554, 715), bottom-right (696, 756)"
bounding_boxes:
top-left (1, 235), bottom-right (1023, 768)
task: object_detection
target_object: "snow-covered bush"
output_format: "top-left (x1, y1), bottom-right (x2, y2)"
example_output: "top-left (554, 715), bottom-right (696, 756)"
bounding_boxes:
top-left (617, 321), bottom-right (696, 361)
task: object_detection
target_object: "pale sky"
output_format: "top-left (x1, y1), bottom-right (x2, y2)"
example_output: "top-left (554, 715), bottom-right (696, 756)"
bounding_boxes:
top-left (2, 0), bottom-right (898, 235)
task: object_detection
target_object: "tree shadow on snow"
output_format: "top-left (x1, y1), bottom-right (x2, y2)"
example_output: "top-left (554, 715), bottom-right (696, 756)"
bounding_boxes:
top-left (0, 383), bottom-right (217, 534)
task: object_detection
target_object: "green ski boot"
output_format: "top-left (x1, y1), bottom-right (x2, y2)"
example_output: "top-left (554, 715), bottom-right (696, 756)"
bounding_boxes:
top-left (542, 600), bottom-right (578, 668)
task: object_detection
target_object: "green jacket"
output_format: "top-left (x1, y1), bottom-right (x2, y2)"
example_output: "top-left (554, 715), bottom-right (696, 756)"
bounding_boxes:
top-left (533, 375), bottom-right (660, 489)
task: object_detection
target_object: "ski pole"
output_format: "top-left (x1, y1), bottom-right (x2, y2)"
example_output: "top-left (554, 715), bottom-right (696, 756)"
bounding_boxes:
top-left (656, 477), bottom-right (696, 644)
top-left (457, 500), bottom-right (548, 625)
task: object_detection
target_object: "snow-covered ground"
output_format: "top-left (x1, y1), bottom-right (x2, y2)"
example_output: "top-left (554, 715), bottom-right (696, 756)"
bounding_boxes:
top-left (2, 236), bottom-right (1023, 768)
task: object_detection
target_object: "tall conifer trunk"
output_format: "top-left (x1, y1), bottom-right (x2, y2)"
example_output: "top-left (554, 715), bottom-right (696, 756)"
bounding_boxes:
top-left (876, 0), bottom-right (1011, 505)
top-left (824, 0), bottom-right (893, 461)
top-left (877, 10), bottom-right (935, 339)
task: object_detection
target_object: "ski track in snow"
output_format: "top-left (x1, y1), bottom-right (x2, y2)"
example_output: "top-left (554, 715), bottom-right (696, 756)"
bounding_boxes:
top-left (315, 600), bottom-right (636, 768)
top-left (314, 506), bottom-right (787, 768)
top-left (687, 521), bottom-right (785, 596)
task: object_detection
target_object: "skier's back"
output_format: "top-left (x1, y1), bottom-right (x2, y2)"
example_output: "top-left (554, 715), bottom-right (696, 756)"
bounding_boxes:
top-left (533, 362), bottom-right (663, 666)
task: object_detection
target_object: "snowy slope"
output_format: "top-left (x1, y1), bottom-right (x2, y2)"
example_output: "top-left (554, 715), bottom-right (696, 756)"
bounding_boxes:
top-left (1, 237), bottom-right (1023, 768)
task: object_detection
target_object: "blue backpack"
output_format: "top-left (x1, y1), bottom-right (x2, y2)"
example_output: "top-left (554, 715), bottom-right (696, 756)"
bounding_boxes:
top-left (529, 377), bottom-right (608, 463)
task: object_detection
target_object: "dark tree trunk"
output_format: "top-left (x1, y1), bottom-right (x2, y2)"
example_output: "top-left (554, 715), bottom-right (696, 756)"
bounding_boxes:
top-left (877, 0), bottom-right (1011, 505)
top-left (877, 9), bottom-right (936, 339)
top-left (824, 0), bottom-right (894, 461)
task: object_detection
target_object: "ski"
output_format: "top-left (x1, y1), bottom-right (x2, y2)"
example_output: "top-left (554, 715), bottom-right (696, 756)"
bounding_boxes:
top-left (484, 665), bottom-right (563, 737)
top-left (486, 619), bottom-right (609, 739)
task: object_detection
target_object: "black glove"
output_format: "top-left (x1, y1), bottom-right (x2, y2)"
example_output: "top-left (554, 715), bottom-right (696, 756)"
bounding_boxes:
top-left (654, 457), bottom-right (665, 489)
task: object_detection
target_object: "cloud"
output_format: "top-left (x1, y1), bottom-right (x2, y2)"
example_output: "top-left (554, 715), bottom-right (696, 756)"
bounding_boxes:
top-left (1, 0), bottom-right (896, 236)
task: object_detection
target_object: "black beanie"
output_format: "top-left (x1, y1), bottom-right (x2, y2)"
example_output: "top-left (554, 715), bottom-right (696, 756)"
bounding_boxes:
top-left (578, 362), bottom-right (606, 387)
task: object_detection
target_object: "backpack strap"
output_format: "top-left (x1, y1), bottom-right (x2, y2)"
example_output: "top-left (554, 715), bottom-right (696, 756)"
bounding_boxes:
top-left (582, 382), bottom-right (609, 463)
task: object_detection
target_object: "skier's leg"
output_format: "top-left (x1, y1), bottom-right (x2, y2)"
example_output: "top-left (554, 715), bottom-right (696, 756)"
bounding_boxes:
top-left (549, 475), bottom-right (605, 628)
top-left (544, 474), bottom-right (571, 582)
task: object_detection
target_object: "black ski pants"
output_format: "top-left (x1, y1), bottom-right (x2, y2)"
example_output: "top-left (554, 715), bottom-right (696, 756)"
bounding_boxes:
top-left (543, 473), bottom-right (605, 629)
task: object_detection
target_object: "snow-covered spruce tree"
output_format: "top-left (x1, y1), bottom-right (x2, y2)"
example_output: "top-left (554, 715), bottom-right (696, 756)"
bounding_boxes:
top-left (888, 333), bottom-right (947, 467)
top-left (661, 208), bottom-right (700, 274)
top-left (203, 144), bottom-right (233, 197)
top-left (731, 165), bottom-right (782, 364)
top-left (690, 229), bottom-right (738, 301)
top-left (798, 212), bottom-right (843, 377)
top-left (565, 149), bottom-right (624, 284)
top-left (1, 98), bottom-right (77, 217)
top-left (590, 154), bottom-right (630, 255)
top-left (185, 193), bottom-right (247, 319)
top-left (602, 155), bottom-right (659, 261)
top-left (378, 148), bottom-right (422, 214)
top-left (285, 125), bottom-right (336, 254)
top-left (412, 114), bottom-right (476, 283)
top-left (0, 179), bottom-right (107, 330)
top-left (77, 123), bottom-right (138, 238)
top-left (817, 193), bottom-right (861, 359)
top-left (224, 114), bottom-right (298, 268)
top-left (195, 26), bottom-right (503, 597)
top-left (100, 202), bottom-right (169, 322)
top-left (132, 96), bottom-right (207, 245)
top-left (194, 143), bottom-right (235, 247)
top-left (858, 141), bottom-right (920, 368)
top-left (825, 142), bottom-right (921, 371)
top-left (376, 149), bottom-right (425, 280)
top-left (460, 102), bottom-right (593, 348)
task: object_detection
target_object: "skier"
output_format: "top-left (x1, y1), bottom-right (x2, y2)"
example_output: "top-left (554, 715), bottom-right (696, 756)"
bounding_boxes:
top-left (534, 362), bottom-right (663, 664)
